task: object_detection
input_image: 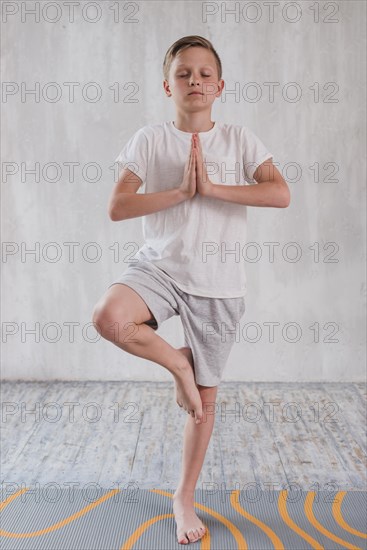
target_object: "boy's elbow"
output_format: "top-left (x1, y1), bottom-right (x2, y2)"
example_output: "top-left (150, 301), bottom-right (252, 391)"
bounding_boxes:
top-left (108, 202), bottom-right (125, 221)
top-left (109, 211), bottom-right (126, 222)
top-left (281, 190), bottom-right (291, 208)
top-left (278, 182), bottom-right (291, 208)
top-left (108, 205), bottom-right (117, 221)
top-left (109, 210), bottom-right (118, 221)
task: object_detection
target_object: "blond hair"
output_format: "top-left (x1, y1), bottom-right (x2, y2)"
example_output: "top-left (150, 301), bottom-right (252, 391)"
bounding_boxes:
top-left (163, 35), bottom-right (222, 82)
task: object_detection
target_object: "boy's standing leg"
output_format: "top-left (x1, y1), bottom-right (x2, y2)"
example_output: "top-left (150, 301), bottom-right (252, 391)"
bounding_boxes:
top-left (173, 347), bottom-right (217, 545)
top-left (93, 286), bottom-right (217, 543)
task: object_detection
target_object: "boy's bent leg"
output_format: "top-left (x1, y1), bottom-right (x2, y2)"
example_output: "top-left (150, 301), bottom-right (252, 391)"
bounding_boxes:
top-left (173, 383), bottom-right (218, 544)
top-left (92, 284), bottom-right (204, 424)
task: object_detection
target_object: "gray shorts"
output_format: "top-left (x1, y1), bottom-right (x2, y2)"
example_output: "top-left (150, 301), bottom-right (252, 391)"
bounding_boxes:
top-left (108, 260), bottom-right (246, 387)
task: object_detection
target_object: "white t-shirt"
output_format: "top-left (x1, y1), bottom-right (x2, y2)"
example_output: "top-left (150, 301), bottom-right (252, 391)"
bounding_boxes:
top-left (114, 120), bottom-right (273, 298)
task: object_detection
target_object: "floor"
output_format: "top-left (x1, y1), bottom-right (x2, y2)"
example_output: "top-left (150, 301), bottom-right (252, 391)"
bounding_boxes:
top-left (1, 381), bottom-right (366, 493)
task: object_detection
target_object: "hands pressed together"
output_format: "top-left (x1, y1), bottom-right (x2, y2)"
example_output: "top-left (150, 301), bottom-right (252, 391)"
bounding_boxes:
top-left (179, 133), bottom-right (213, 199)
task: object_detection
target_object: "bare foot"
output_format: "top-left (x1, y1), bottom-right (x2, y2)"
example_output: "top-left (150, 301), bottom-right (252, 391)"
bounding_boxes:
top-left (174, 348), bottom-right (203, 425)
top-left (172, 490), bottom-right (207, 544)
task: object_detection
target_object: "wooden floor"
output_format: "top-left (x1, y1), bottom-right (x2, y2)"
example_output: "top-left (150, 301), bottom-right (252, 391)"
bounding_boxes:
top-left (1, 381), bottom-right (366, 492)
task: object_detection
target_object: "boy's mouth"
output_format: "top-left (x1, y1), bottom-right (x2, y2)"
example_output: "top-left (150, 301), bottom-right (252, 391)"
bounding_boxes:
top-left (188, 92), bottom-right (203, 95)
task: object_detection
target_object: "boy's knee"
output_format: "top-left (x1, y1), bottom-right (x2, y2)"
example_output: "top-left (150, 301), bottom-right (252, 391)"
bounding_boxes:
top-left (92, 303), bottom-right (116, 336)
top-left (197, 384), bottom-right (218, 394)
top-left (198, 385), bottom-right (218, 411)
top-left (91, 302), bottom-right (106, 334)
top-left (92, 303), bottom-right (128, 340)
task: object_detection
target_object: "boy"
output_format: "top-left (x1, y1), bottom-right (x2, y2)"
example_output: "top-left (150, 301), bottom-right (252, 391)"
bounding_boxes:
top-left (92, 35), bottom-right (290, 545)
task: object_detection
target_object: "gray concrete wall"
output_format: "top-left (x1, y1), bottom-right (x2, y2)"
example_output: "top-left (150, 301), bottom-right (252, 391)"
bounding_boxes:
top-left (2, 1), bottom-right (366, 381)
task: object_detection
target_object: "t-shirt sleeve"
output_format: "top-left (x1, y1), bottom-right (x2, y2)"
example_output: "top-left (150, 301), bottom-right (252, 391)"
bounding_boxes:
top-left (242, 126), bottom-right (273, 183)
top-left (114, 127), bottom-right (148, 188)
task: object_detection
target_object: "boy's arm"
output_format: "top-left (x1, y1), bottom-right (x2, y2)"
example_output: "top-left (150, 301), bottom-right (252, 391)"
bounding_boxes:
top-left (109, 168), bottom-right (188, 221)
top-left (206, 159), bottom-right (290, 208)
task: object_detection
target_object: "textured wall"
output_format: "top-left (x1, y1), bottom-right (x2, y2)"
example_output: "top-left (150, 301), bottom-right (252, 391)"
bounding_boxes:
top-left (2, 1), bottom-right (366, 381)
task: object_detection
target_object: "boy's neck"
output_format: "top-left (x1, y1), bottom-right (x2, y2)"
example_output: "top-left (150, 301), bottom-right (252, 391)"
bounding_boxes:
top-left (172, 112), bottom-right (215, 134)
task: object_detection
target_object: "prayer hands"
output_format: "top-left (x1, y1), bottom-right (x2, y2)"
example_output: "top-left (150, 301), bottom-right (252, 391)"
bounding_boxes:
top-left (193, 133), bottom-right (213, 197)
top-left (179, 133), bottom-right (213, 200)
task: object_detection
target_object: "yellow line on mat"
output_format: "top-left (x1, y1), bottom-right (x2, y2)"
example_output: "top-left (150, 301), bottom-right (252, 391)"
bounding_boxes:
top-left (304, 490), bottom-right (363, 550)
top-left (0, 488), bottom-right (120, 538)
top-left (332, 491), bottom-right (367, 539)
top-left (278, 490), bottom-right (324, 550)
top-left (230, 490), bottom-right (284, 549)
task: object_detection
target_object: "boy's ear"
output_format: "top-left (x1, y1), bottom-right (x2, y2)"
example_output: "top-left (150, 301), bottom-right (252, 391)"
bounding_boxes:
top-left (217, 80), bottom-right (225, 94)
top-left (163, 80), bottom-right (171, 96)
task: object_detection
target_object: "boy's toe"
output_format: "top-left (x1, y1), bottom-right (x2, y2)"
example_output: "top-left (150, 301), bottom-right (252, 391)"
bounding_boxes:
top-left (186, 530), bottom-right (194, 542)
top-left (187, 528), bottom-right (199, 542)
top-left (178, 536), bottom-right (189, 544)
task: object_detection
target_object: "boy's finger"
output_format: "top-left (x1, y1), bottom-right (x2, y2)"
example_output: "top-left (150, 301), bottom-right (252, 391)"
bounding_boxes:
top-left (190, 150), bottom-right (195, 168)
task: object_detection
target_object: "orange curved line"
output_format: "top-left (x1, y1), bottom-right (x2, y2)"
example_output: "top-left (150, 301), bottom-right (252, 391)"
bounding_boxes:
top-left (304, 490), bottom-right (362, 550)
top-left (120, 513), bottom-right (176, 549)
top-left (230, 490), bottom-right (284, 549)
top-left (332, 491), bottom-right (367, 539)
top-left (150, 488), bottom-right (247, 549)
top-left (0, 489), bottom-right (29, 512)
top-left (0, 487), bottom-right (120, 538)
top-left (278, 490), bottom-right (324, 550)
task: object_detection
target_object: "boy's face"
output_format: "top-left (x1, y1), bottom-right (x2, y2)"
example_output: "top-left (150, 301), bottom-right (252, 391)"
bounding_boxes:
top-left (164, 47), bottom-right (224, 111)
